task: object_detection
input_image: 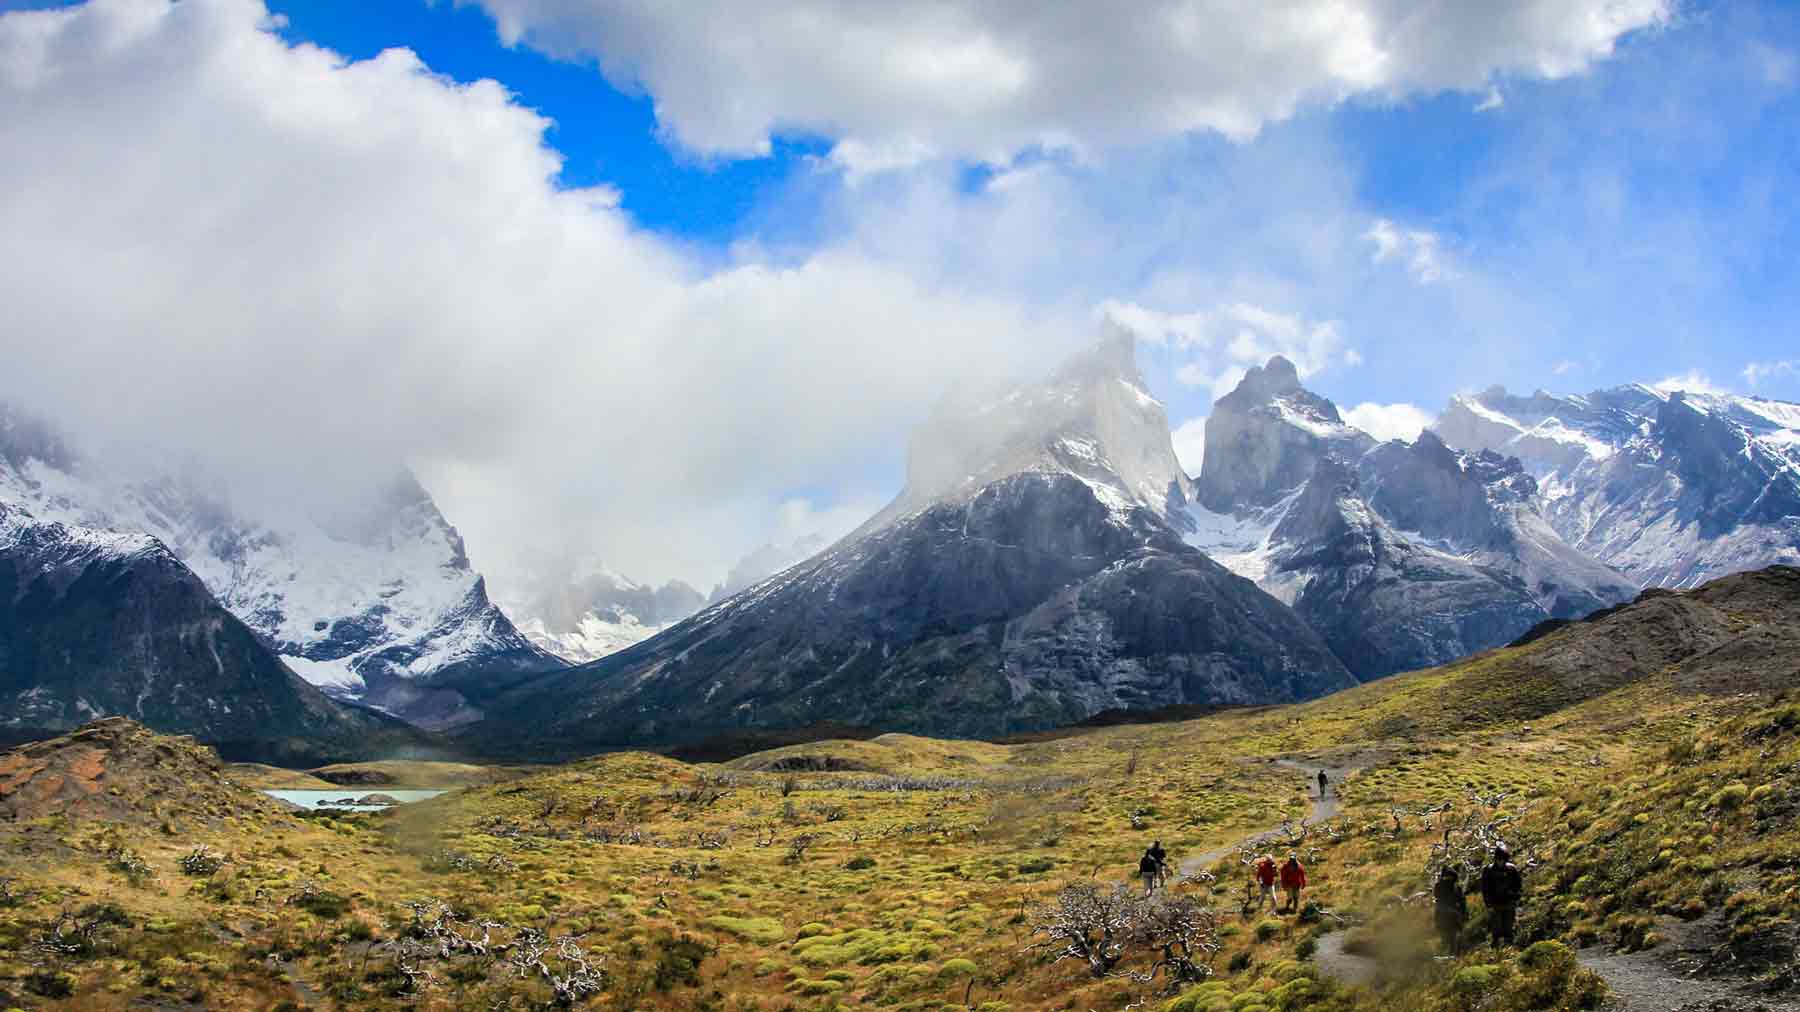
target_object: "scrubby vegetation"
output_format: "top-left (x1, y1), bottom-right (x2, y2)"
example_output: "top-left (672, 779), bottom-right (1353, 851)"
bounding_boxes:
top-left (3, 571), bottom-right (1799, 1009)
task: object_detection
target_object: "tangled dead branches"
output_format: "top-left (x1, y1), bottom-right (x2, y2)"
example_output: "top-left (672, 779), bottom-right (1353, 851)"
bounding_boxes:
top-left (384, 899), bottom-right (607, 1006)
top-left (1026, 882), bottom-right (1221, 987)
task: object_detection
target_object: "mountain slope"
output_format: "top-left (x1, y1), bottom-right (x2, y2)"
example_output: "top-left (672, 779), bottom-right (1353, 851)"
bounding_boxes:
top-left (1297, 563), bottom-right (1800, 744)
top-left (465, 336), bottom-right (1354, 755)
top-left (0, 409), bottom-right (559, 728)
top-left (1189, 357), bottom-right (1636, 678)
top-left (0, 501), bottom-right (418, 763)
top-left (1433, 384), bottom-right (1800, 588)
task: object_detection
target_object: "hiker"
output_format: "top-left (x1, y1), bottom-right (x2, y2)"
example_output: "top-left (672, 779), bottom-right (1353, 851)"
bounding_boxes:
top-left (1279, 851), bottom-right (1307, 913)
top-left (1317, 769), bottom-right (1329, 798)
top-left (1148, 840), bottom-right (1170, 887)
top-left (1479, 845), bottom-right (1524, 948)
top-left (1252, 853), bottom-right (1279, 913)
top-left (1434, 865), bottom-right (1468, 954)
top-left (1139, 848), bottom-right (1162, 896)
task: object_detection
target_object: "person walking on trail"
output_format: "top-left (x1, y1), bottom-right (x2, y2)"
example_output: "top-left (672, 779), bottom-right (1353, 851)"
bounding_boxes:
top-left (1139, 849), bottom-right (1162, 896)
top-left (1148, 840), bottom-right (1170, 888)
top-left (1479, 845), bottom-right (1524, 948)
top-left (1434, 865), bottom-right (1469, 955)
top-left (1279, 852), bottom-right (1307, 914)
top-left (1317, 769), bottom-right (1329, 798)
top-left (1252, 853), bottom-right (1279, 913)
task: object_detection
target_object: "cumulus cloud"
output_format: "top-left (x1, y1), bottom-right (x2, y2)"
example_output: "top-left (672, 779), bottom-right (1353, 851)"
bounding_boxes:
top-left (467, 0), bottom-right (1671, 164)
top-left (1170, 416), bottom-right (1208, 476)
top-left (0, 0), bottom-right (1071, 591)
top-left (1365, 218), bottom-right (1448, 283)
top-left (1102, 299), bottom-right (1349, 403)
top-left (1343, 402), bottom-right (1435, 443)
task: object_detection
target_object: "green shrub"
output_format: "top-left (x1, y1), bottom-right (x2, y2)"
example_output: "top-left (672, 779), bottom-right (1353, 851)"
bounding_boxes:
top-left (703, 915), bottom-right (785, 943)
top-left (1709, 783), bottom-right (1750, 811)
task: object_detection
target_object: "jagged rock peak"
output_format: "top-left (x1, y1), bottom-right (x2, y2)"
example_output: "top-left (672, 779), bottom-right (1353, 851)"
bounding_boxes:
top-left (874, 333), bottom-right (1192, 530)
top-left (1223, 354), bottom-right (1305, 403)
top-left (1196, 356), bottom-right (1370, 512)
top-left (1054, 328), bottom-right (1143, 385)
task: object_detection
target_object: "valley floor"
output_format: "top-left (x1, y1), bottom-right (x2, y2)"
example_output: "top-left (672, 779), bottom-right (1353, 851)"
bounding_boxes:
top-left (3, 578), bottom-right (1799, 1011)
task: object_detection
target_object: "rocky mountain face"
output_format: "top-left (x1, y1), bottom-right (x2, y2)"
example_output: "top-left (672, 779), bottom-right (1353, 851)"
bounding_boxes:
top-left (465, 336), bottom-right (1355, 756)
top-left (0, 500), bottom-right (417, 763)
top-left (1189, 358), bottom-right (1637, 679)
top-left (1434, 385), bottom-right (1800, 588)
top-left (0, 409), bottom-right (559, 729)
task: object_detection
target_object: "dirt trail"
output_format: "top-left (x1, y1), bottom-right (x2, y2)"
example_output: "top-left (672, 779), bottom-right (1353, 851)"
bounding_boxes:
top-left (1177, 760), bottom-right (1354, 879)
top-left (1575, 914), bottom-right (1800, 1012)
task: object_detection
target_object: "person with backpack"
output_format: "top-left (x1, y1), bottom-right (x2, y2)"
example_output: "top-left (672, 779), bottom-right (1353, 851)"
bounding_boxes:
top-left (1317, 769), bottom-right (1329, 799)
top-left (1139, 848), bottom-right (1162, 896)
top-left (1279, 852), bottom-right (1307, 913)
top-left (1434, 865), bottom-right (1468, 954)
top-left (1148, 840), bottom-right (1169, 888)
top-left (1252, 853), bottom-right (1279, 913)
top-left (1479, 845), bottom-right (1524, 947)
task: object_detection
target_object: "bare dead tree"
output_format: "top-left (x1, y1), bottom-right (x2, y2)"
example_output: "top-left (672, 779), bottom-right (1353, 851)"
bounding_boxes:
top-left (1027, 883), bottom-right (1222, 988)
top-left (1027, 882), bottom-right (1138, 976)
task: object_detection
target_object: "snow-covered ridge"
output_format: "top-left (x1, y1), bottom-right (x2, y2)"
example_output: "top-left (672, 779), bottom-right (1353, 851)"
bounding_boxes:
top-left (1432, 384), bottom-right (1800, 588)
top-left (0, 407), bottom-right (553, 726)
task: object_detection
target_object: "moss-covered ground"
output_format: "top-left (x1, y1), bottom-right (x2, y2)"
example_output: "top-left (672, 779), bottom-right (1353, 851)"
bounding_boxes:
top-left (2, 639), bottom-right (1795, 1010)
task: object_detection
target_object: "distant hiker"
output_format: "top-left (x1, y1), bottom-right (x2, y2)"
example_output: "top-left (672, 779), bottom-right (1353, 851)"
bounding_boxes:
top-left (1479, 845), bottom-right (1524, 948)
top-left (1253, 853), bottom-right (1279, 913)
top-left (1434, 866), bottom-right (1468, 954)
top-left (1317, 769), bottom-right (1329, 798)
top-left (1139, 849), bottom-right (1162, 896)
top-left (1279, 852), bottom-right (1307, 913)
top-left (1148, 840), bottom-right (1170, 887)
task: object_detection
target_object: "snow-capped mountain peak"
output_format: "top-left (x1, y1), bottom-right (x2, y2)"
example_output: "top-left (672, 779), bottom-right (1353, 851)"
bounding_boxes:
top-left (0, 405), bottom-right (556, 728)
top-left (1187, 358), bottom-right (1637, 678)
top-left (869, 332), bottom-right (1195, 534)
top-left (1432, 383), bottom-right (1800, 588)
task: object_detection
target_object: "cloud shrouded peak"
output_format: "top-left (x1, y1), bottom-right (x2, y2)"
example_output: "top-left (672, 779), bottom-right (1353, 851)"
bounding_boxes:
top-left (470, 0), bottom-right (1671, 163)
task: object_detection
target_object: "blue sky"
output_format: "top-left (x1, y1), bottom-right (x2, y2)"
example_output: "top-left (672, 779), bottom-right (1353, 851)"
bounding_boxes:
top-left (2, 0), bottom-right (1796, 588)
top-left (256, 0), bottom-right (1799, 418)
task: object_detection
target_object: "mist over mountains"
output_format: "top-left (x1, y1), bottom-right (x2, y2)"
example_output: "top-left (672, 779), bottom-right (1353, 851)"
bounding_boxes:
top-left (2, 337), bottom-right (1798, 752)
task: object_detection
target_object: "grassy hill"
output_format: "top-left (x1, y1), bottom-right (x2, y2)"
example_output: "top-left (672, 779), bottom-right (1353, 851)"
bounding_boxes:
top-left (0, 566), bottom-right (1795, 1010)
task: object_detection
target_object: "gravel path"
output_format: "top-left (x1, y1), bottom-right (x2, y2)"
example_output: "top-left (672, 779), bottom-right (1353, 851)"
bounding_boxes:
top-left (1576, 915), bottom-right (1800, 1012)
top-left (1177, 759), bottom-right (1355, 879)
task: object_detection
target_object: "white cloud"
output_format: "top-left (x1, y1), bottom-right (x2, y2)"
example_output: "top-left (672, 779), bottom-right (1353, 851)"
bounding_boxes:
top-left (469, 0), bottom-right (1671, 164)
top-left (1552, 359), bottom-right (1580, 376)
top-left (1651, 371), bottom-right (1730, 396)
top-left (0, 0), bottom-right (1072, 591)
top-left (1170, 416), bottom-right (1208, 476)
top-left (1474, 85), bottom-right (1505, 112)
top-left (1742, 360), bottom-right (1798, 388)
top-left (1103, 300), bottom-right (1349, 403)
top-left (1343, 402), bottom-right (1435, 443)
top-left (1365, 218), bottom-right (1448, 283)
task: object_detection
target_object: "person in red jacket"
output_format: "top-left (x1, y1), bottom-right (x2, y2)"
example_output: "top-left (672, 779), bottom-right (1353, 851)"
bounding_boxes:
top-left (1280, 852), bottom-right (1308, 914)
top-left (1252, 853), bottom-right (1279, 913)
